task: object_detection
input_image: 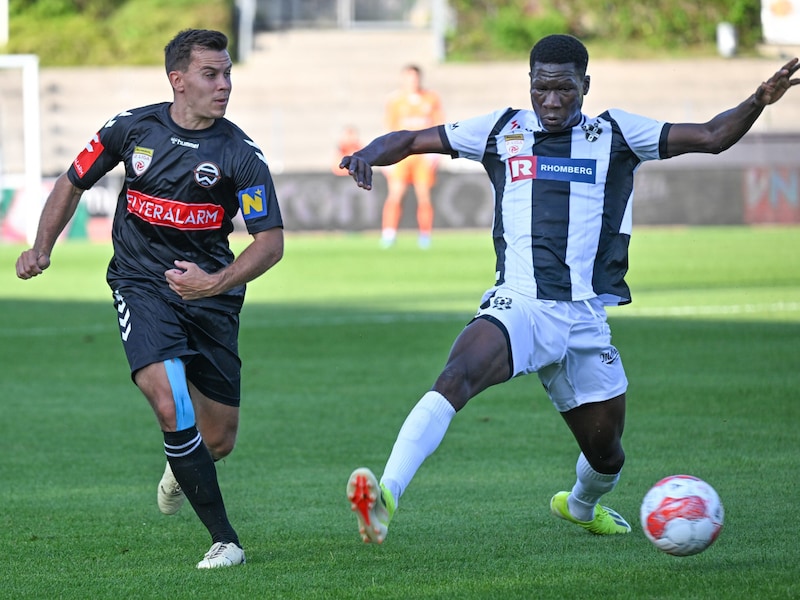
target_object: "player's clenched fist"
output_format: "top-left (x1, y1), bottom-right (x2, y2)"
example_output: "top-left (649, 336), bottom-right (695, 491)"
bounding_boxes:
top-left (16, 249), bottom-right (50, 279)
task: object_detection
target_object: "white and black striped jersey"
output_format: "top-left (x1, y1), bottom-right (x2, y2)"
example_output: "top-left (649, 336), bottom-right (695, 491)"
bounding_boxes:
top-left (440, 107), bottom-right (671, 305)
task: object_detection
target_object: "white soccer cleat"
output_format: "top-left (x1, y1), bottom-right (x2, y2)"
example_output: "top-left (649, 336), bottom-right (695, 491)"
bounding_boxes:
top-left (157, 462), bottom-right (185, 515)
top-left (196, 541), bottom-right (246, 569)
top-left (346, 467), bottom-right (396, 544)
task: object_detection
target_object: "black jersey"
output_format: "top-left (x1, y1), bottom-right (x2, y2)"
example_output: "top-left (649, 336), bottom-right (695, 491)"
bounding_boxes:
top-left (67, 102), bottom-right (283, 311)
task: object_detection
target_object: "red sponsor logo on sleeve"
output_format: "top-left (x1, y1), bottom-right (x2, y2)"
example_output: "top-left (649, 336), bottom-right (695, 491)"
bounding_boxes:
top-left (126, 190), bottom-right (224, 230)
top-left (72, 134), bottom-right (105, 179)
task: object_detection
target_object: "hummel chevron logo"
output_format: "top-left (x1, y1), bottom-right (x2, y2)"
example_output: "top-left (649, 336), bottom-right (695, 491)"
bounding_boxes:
top-left (114, 290), bottom-right (131, 341)
top-left (118, 312), bottom-right (131, 341)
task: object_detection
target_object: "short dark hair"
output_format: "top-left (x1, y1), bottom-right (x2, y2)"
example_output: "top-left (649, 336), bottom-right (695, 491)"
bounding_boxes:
top-left (164, 29), bottom-right (228, 74)
top-left (529, 34), bottom-right (588, 75)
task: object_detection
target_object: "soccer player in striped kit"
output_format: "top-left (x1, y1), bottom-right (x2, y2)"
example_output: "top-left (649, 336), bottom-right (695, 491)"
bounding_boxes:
top-left (342, 34), bottom-right (799, 544)
top-left (16, 29), bottom-right (284, 568)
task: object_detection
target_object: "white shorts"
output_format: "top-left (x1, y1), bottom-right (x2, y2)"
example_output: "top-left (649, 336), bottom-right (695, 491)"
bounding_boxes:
top-left (473, 287), bottom-right (628, 412)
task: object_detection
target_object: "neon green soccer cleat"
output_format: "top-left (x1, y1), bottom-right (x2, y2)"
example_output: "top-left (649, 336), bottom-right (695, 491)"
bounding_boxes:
top-left (346, 467), bottom-right (396, 544)
top-left (550, 491), bottom-right (631, 535)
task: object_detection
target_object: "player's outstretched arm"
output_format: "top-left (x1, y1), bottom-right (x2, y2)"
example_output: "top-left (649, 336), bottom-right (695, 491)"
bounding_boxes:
top-left (665, 58), bottom-right (800, 158)
top-left (339, 127), bottom-right (446, 190)
top-left (16, 172), bottom-right (85, 279)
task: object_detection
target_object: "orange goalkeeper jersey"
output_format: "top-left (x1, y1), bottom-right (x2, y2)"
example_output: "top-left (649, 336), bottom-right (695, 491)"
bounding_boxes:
top-left (386, 89), bottom-right (444, 132)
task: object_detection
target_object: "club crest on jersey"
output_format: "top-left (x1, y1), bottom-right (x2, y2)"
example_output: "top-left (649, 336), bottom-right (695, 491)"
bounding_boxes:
top-left (132, 147), bottom-right (153, 176)
top-left (194, 162), bottom-right (221, 188)
top-left (504, 133), bottom-right (525, 156)
top-left (582, 120), bottom-right (603, 142)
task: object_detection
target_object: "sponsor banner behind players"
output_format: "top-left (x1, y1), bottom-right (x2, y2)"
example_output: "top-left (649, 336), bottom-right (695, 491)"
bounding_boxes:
top-left (2, 158), bottom-right (799, 242)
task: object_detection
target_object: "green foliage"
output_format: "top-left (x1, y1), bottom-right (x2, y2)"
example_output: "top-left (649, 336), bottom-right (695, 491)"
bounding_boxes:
top-left (4, 0), bottom-right (232, 66)
top-left (3, 0), bottom-right (766, 65)
top-left (488, 5), bottom-right (568, 55)
top-left (447, 0), bottom-right (764, 60)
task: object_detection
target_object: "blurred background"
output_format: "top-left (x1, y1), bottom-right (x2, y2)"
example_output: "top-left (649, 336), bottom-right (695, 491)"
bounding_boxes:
top-left (1, 0), bottom-right (799, 240)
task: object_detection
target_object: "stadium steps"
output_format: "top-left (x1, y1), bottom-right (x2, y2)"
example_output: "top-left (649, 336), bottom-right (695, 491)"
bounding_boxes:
top-left (2, 29), bottom-right (800, 177)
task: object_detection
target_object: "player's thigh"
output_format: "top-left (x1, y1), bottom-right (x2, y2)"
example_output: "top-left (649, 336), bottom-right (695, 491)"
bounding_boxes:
top-left (182, 305), bottom-right (242, 406)
top-left (385, 177), bottom-right (408, 200)
top-left (433, 315), bottom-right (513, 409)
top-left (537, 303), bottom-right (627, 412)
top-left (387, 160), bottom-right (414, 190)
top-left (411, 160), bottom-right (437, 191)
top-left (133, 360), bottom-right (180, 430)
top-left (474, 289), bottom-right (567, 378)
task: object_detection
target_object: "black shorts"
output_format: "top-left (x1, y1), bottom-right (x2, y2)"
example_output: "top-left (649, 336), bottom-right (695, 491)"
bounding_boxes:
top-left (111, 286), bottom-right (241, 406)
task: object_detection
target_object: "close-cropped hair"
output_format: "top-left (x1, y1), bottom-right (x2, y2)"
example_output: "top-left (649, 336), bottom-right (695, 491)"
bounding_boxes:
top-left (164, 29), bottom-right (228, 74)
top-left (529, 34), bottom-right (589, 75)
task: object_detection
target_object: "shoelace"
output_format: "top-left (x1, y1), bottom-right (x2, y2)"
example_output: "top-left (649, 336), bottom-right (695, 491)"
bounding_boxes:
top-left (204, 542), bottom-right (226, 559)
top-left (161, 482), bottom-right (182, 495)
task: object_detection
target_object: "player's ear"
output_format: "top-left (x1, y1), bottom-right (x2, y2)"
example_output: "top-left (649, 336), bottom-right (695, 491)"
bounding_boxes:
top-left (583, 74), bottom-right (590, 95)
top-left (168, 70), bottom-right (184, 93)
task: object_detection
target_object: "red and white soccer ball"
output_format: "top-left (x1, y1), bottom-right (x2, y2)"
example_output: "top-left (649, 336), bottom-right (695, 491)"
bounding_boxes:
top-left (640, 475), bottom-right (724, 556)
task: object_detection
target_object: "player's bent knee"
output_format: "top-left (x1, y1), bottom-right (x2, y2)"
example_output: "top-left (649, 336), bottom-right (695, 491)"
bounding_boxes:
top-left (204, 434), bottom-right (236, 461)
top-left (433, 365), bottom-right (476, 410)
top-left (586, 446), bottom-right (625, 475)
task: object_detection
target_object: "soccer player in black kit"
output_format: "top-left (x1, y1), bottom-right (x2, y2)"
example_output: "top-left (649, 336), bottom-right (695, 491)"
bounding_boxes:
top-left (16, 29), bottom-right (284, 569)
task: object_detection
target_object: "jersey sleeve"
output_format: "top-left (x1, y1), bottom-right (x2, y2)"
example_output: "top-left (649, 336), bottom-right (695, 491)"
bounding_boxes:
top-left (67, 111), bottom-right (130, 190)
top-left (234, 140), bottom-right (283, 235)
top-left (442, 108), bottom-right (514, 162)
top-left (606, 108), bottom-right (669, 162)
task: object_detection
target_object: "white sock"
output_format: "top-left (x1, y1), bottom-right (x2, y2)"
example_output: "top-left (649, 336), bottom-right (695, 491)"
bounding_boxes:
top-left (567, 452), bottom-right (620, 521)
top-left (380, 391), bottom-right (456, 504)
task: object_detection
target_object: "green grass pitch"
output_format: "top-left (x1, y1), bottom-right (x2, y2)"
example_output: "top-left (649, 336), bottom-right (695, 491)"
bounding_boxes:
top-left (1, 227), bottom-right (798, 599)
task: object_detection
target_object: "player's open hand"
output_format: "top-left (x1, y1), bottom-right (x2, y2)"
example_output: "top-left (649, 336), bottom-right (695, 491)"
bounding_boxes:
top-left (339, 155), bottom-right (374, 190)
top-left (165, 260), bottom-right (219, 300)
top-left (16, 249), bottom-right (51, 280)
top-left (755, 58), bottom-right (800, 106)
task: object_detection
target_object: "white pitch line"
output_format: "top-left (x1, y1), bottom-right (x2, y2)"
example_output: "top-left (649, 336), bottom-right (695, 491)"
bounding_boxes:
top-left (1, 302), bottom-right (799, 338)
top-left (609, 301), bottom-right (800, 317)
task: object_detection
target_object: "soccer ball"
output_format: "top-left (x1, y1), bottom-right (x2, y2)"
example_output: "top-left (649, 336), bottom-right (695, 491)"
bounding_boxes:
top-left (640, 475), bottom-right (724, 556)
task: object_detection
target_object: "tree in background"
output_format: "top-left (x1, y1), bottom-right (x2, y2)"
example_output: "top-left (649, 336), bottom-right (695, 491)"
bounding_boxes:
top-left (3, 0), bottom-right (764, 66)
top-left (447, 0), bottom-right (763, 60)
top-left (4, 0), bottom-right (231, 66)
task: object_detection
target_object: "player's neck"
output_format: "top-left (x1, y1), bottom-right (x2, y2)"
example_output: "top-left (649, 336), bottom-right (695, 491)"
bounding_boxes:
top-left (169, 103), bottom-right (216, 131)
